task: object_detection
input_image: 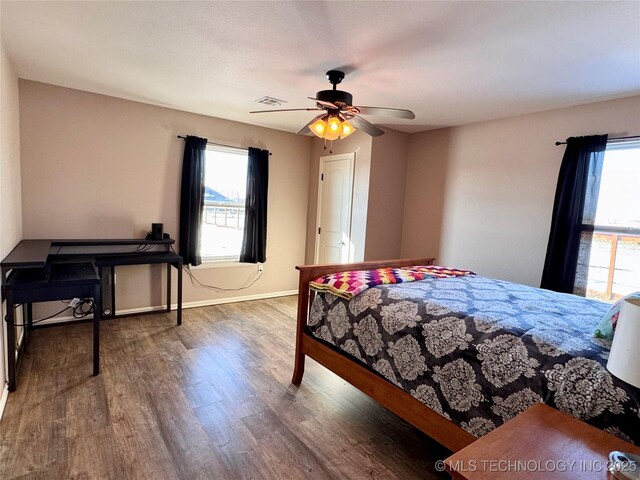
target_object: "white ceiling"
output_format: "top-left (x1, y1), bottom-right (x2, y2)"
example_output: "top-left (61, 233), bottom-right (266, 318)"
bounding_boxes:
top-left (1, 1), bottom-right (639, 134)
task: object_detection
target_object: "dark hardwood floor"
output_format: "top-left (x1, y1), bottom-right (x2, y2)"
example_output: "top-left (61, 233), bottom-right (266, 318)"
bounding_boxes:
top-left (0, 296), bottom-right (450, 479)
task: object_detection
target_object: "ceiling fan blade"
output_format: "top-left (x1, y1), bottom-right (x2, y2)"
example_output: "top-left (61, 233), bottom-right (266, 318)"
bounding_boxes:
top-left (353, 106), bottom-right (415, 119)
top-left (349, 115), bottom-right (385, 137)
top-left (250, 108), bottom-right (322, 114)
top-left (308, 97), bottom-right (338, 109)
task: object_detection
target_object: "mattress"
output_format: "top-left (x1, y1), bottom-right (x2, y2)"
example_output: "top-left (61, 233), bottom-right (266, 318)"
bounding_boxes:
top-left (308, 274), bottom-right (640, 444)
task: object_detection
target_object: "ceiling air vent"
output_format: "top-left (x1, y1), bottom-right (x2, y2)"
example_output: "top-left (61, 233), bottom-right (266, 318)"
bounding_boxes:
top-left (254, 96), bottom-right (287, 107)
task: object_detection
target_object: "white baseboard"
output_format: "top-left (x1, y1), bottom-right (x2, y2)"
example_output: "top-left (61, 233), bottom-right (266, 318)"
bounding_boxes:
top-left (180, 289), bottom-right (297, 309)
top-left (0, 384), bottom-right (7, 421)
top-left (32, 289), bottom-right (298, 327)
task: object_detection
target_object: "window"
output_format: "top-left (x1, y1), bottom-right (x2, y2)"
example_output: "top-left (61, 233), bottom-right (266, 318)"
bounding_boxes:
top-left (585, 141), bottom-right (640, 301)
top-left (201, 145), bottom-right (248, 262)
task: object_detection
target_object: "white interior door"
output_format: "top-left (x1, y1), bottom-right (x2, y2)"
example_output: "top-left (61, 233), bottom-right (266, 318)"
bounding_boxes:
top-left (315, 153), bottom-right (355, 264)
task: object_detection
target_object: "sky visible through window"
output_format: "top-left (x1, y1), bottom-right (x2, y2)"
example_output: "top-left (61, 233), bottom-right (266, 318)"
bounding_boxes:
top-left (594, 145), bottom-right (640, 228)
top-left (204, 149), bottom-right (248, 202)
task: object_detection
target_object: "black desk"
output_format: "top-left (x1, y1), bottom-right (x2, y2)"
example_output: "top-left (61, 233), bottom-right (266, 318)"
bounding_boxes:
top-left (1, 238), bottom-right (183, 392)
top-left (5, 263), bottom-right (101, 390)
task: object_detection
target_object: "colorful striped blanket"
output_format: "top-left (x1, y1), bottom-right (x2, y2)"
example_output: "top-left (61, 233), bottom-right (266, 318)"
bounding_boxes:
top-left (309, 265), bottom-right (475, 299)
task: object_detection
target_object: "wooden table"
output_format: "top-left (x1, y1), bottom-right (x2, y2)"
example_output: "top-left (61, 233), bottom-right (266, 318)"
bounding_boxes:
top-left (444, 404), bottom-right (640, 479)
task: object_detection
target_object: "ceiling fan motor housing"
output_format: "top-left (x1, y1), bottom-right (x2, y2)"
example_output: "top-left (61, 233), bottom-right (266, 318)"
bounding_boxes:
top-left (315, 89), bottom-right (353, 106)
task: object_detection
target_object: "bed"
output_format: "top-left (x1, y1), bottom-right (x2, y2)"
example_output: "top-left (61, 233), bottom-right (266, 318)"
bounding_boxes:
top-left (291, 258), bottom-right (640, 452)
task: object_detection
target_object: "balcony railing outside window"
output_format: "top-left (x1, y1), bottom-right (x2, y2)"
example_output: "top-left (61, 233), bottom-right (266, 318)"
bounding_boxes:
top-left (586, 226), bottom-right (640, 301)
top-left (200, 200), bottom-right (246, 261)
top-left (203, 201), bottom-right (245, 229)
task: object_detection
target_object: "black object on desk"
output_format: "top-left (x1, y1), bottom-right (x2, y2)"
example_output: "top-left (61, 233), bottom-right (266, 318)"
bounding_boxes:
top-left (1, 238), bottom-right (183, 392)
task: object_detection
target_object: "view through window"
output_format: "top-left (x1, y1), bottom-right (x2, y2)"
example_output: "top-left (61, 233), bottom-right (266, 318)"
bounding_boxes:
top-left (201, 146), bottom-right (248, 261)
top-left (586, 141), bottom-right (640, 301)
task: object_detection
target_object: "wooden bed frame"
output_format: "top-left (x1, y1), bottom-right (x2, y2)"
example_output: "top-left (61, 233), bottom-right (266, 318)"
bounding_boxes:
top-left (292, 258), bottom-right (477, 453)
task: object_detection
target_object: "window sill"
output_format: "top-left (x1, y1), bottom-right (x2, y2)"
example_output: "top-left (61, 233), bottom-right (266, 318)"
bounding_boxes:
top-left (194, 259), bottom-right (257, 269)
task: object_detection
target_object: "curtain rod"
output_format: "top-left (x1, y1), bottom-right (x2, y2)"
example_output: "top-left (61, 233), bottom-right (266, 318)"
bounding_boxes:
top-left (555, 135), bottom-right (640, 146)
top-left (177, 135), bottom-right (271, 155)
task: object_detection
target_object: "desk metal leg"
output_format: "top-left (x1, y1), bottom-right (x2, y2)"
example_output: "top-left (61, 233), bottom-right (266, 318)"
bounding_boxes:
top-left (93, 284), bottom-right (101, 376)
top-left (177, 262), bottom-right (182, 326)
top-left (6, 290), bottom-right (16, 392)
top-left (24, 303), bottom-right (33, 352)
top-left (166, 262), bottom-right (172, 313)
top-left (26, 303), bottom-right (33, 330)
top-left (21, 304), bottom-right (30, 353)
top-left (110, 266), bottom-right (116, 316)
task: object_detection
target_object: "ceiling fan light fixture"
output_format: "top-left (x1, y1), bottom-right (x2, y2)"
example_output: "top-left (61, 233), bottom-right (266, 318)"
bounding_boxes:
top-left (327, 115), bottom-right (341, 132)
top-left (340, 120), bottom-right (355, 139)
top-left (323, 115), bottom-right (343, 140)
top-left (310, 118), bottom-right (327, 138)
top-left (323, 126), bottom-right (341, 141)
top-left (309, 114), bottom-right (353, 141)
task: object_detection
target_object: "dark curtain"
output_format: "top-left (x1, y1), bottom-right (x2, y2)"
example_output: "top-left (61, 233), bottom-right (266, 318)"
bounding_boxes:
top-left (240, 147), bottom-right (269, 263)
top-left (179, 135), bottom-right (208, 266)
top-left (541, 135), bottom-right (607, 294)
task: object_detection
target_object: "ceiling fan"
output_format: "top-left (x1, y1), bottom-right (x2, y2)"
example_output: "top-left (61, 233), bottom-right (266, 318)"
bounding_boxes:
top-left (250, 70), bottom-right (415, 141)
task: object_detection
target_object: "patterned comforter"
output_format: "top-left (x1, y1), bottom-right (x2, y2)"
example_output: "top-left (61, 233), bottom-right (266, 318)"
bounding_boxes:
top-left (308, 275), bottom-right (640, 444)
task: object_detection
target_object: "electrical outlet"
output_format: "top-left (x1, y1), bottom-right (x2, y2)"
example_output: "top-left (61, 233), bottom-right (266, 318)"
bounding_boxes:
top-left (258, 264), bottom-right (264, 273)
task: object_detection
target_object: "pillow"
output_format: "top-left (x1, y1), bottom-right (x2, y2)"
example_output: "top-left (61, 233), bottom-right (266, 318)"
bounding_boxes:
top-left (594, 291), bottom-right (640, 340)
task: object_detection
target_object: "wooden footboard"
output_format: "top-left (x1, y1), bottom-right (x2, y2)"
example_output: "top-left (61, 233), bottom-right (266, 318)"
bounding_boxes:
top-left (292, 258), bottom-right (476, 453)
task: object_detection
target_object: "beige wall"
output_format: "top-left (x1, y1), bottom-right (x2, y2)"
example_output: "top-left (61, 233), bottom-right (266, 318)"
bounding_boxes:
top-left (0, 41), bottom-right (22, 258)
top-left (401, 128), bottom-right (453, 263)
top-left (19, 81), bottom-right (310, 315)
top-left (1, 36), bottom-right (23, 402)
top-left (401, 95), bottom-right (640, 286)
top-left (306, 131), bottom-right (372, 263)
top-left (366, 129), bottom-right (409, 260)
